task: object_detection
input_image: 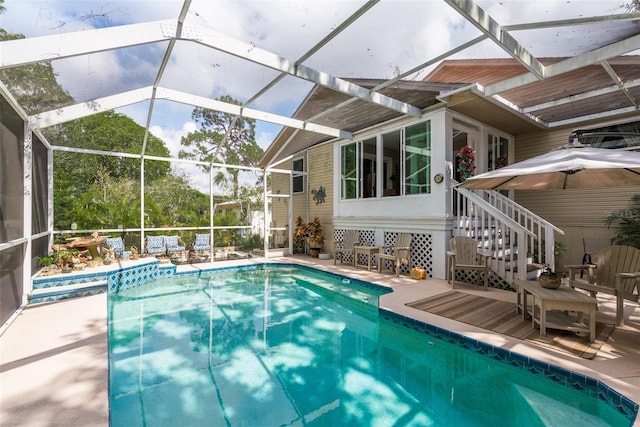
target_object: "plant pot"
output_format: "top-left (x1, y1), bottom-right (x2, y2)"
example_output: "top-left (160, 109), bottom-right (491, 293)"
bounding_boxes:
top-left (308, 248), bottom-right (321, 258)
top-left (538, 273), bottom-right (561, 289)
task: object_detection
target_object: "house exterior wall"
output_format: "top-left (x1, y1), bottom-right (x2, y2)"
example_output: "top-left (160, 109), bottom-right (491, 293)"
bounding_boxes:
top-left (329, 109), bottom-right (451, 279)
top-left (269, 108), bottom-right (638, 280)
top-left (270, 144), bottom-right (335, 254)
top-left (513, 126), bottom-right (638, 269)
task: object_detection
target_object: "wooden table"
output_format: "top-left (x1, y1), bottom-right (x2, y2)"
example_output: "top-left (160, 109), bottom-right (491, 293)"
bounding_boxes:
top-left (515, 280), bottom-right (597, 342)
top-left (66, 236), bottom-right (106, 263)
top-left (354, 246), bottom-right (379, 271)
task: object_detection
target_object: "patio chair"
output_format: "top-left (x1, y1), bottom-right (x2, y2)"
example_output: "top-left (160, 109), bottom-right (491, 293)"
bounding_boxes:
top-left (165, 235), bottom-right (186, 255)
top-left (566, 245), bottom-right (640, 326)
top-left (191, 233), bottom-right (211, 256)
top-left (104, 237), bottom-right (131, 259)
top-left (447, 236), bottom-right (489, 291)
top-left (334, 230), bottom-right (360, 266)
top-left (378, 233), bottom-right (412, 276)
top-left (145, 235), bottom-right (167, 256)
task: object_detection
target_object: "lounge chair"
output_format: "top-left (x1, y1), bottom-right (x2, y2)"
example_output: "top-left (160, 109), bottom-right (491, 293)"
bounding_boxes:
top-left (447, 236), bottom-right (489, 290)
top-left (146, 235), bottom-right (167, 256)
top-left (566, 245), bottom-right (640, 326)
top-left (378, 233), bottom-right (412, 276)
top-left (165, 235), bottom-right (186, 255)
top-left (191, 233), bottom-right (211, 256)
top-left (334, 230), bottom-right (360, 266)
top-left (105, 237), bottom-right (131, 259)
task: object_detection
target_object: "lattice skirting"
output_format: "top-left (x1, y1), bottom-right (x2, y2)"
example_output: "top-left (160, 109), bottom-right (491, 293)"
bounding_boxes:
top-left (334, 229), bottom-right (434, 277)
top-left (453, 270), bottom-right (515, 291)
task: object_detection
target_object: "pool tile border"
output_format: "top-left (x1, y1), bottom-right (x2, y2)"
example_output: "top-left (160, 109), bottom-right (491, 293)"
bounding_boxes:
top-left (380, 308), bottom-right (639, 424)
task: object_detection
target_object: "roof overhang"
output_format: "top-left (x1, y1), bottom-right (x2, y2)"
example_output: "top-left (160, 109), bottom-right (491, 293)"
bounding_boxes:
top-left (260, 80), bottom-right (463, 167)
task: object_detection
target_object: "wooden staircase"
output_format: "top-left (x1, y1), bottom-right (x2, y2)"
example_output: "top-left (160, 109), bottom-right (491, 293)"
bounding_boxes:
top-left (452, 185), bottom-right (564, 289)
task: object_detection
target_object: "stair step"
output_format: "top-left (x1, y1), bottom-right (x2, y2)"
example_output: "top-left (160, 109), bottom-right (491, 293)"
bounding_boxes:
top-left (30, 280), bottom-right (107, 299)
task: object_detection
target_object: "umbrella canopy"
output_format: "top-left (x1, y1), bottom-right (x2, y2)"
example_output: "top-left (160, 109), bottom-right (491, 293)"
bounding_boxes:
top-left (457, 146), bottom-right (640, 190)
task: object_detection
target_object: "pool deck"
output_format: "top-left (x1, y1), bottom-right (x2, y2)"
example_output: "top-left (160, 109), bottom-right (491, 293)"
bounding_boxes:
top-left (1, 255), bottom-right (639, 426)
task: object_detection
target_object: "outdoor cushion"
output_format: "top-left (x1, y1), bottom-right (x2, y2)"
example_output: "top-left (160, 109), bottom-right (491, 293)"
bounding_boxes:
top-left (146, 235), bottom-right (166, 255)
top-left (165, 235), bottom-right (185, 252)
top-left (193, 233), bottom-right (211, 251)
top-left (105, 237), bottom-right (132, 259)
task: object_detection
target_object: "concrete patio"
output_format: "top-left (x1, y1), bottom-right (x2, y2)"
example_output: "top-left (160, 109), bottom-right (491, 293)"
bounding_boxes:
top-left (1, 256), bottom-right (639, 426)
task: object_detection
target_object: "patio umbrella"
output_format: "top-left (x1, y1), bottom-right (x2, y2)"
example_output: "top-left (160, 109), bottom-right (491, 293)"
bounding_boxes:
top-left (457, 146), bottom-right (640, 190)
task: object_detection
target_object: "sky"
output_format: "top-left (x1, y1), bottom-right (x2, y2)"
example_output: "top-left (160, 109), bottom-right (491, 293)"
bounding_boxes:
top-left (0, 0), bottom-right (632, 191)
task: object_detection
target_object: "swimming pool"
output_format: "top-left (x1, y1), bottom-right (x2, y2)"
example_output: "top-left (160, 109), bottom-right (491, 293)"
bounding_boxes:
top-left (108, 264), bottom-right (637, 426)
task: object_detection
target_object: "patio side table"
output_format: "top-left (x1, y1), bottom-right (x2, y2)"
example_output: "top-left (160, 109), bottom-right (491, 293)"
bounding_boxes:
top-left (515, 280), bottom-right (597, 342)
top-left (354, 246), bottom-right (379, 271)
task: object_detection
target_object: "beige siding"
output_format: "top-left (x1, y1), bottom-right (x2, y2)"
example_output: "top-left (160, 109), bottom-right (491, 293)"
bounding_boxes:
top-left (306, 144), bottom-right (335, 254)
top-left (513, 127), bottom-right (638, 267)
top-left (270, 143), bottom-right (335, 254)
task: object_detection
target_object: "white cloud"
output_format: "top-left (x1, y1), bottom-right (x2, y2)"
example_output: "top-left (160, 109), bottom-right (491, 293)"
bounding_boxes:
top-left (149, 121), bottom-right (197, 157)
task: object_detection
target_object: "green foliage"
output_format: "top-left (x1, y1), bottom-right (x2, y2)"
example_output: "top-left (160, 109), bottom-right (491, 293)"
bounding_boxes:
top-left (179, 96), bottom-right (264, 198)
top-left (0, 27), bottom-right (74, 114)
top-left (144, 175), bottom-right (210, 228)
top-left (604, 194), bottom-right (640, 249)
top-left (293, 216), bottom-right (324, 253)
top-left (214, 210), bottom-right (240, 246)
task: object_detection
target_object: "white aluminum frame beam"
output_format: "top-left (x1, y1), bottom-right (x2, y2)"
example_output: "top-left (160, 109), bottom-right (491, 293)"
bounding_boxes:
top-left (444, 0), bottom-right (544, 79)
top-left (1, 18), bottom-right (420, 118)
top-left (502, 13), bottom-right (640, 32)
top-left (28, 86), bottom-right (352, 139)
top-left (0, 21), bottom-right (172, 69)
top-left (244, 0), bottom-right (380, 107)
top-left (485, 33), bottom-right (640, 96)
top-left (523, 78), bottom-right (640, 113)
top-left (161, 22), bottom-right (421, 117)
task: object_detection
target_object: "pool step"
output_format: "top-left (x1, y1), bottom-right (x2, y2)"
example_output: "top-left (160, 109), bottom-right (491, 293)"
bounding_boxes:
top-left (29, 280), bottom-right (108, 303)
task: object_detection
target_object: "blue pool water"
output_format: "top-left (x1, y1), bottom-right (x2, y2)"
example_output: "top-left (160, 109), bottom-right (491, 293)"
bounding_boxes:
top-left (108, 265), bottom-right (636, 426)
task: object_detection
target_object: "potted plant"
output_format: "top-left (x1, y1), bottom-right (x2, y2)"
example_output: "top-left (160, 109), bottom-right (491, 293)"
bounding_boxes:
top-left (306, 217), bottom-right (324, 257)
top-left (294, 216), bottom-right (307, 254)
top-left (537, 241), bottom-right (567, 289)
top-left (455, 145), bottom-right (476, 182)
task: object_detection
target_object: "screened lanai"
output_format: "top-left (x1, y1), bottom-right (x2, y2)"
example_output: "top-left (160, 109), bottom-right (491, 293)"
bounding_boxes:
top-left (1, 0), bottom-right (640, 328)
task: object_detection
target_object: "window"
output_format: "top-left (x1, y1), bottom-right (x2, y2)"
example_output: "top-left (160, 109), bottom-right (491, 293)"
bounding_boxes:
top-left (488, 134), bottom-right (509, 171)
top-left (574, 120), bottom-right (640, 149)
top-left (340, 120), bottom-right (431, 199)
top-left (404, 122), bottom-right (431, 195)
top-left (341, 137), bottom-right (377, 199)
top-left (292, 157), bottom-right (304, 193)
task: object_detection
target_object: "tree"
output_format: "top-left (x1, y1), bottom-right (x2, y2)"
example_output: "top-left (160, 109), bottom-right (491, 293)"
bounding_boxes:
top-left (178, 96), bottom-right (264, 199)
top-left (625, 0), bottom-right (640, 12)
top-left (49, 112), bottom-right (175, 229)
top-left (0, 25), bottom-right (74, 114)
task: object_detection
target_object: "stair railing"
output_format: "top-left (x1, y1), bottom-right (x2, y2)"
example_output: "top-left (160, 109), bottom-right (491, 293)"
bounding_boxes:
top-left (452, 185), bottom-right (563, 285)
top-left (483, 190), bottom-right (564, 273)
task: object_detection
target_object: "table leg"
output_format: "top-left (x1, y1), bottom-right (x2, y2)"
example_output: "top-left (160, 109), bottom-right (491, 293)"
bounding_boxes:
top-left (589, 305), bottom-right (596, 343)
top-left (88, 245), bottom-right (103, 263)
top-left (521, 290), bottom-right (528, 320)
top-left (539, 299), bottom-right (547, 336)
